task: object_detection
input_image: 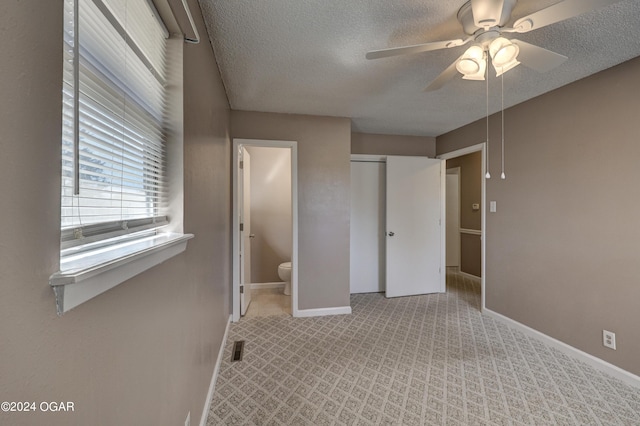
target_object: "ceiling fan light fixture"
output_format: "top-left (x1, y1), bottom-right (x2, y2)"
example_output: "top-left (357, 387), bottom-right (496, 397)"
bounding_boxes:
top-left (462, 60), bottom-right (487, 80)
top-left (456, 45), bottom-right (486, 79)
top-left (489, 37), bottom-right (520, 76)
top-left (489, 37), bottom-right (519, 67)
top-left (457, 57), bottom-right (480, 75)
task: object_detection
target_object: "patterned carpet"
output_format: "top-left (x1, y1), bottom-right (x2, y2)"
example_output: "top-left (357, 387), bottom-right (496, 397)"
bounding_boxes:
top-left (207, 272), bottom-right (640, 425)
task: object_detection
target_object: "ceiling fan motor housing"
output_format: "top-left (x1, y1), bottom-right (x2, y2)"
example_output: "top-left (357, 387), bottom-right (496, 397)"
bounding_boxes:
top-left (458, 0), bottom-right (518, 34)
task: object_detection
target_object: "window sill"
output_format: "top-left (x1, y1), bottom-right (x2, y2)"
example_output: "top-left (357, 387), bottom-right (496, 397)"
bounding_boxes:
top-left (50, 233), bottom-right (194, 315)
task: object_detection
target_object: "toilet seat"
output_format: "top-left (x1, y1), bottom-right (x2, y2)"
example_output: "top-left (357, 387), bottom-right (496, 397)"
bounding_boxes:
top-left (279, 262), bottom-right (291, 270)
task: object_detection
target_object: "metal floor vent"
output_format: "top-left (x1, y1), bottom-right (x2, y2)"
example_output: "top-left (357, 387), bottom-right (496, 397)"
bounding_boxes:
top-left (231, 340), bottom-right (245, 362)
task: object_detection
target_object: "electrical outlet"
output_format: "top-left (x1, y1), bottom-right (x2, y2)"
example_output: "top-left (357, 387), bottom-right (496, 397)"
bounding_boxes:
top-left (603, 330), bottom-right (616, 350)
top-left (185, 411), bottom-right (191, 426)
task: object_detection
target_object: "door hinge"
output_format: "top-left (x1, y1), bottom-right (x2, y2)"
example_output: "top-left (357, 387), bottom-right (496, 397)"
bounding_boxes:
top-left (240, 285), bottom-right (244, 294)
top-left (240, 223), bottom-right (244, 232)
top-left (239, 160), bottom-right (244, 169)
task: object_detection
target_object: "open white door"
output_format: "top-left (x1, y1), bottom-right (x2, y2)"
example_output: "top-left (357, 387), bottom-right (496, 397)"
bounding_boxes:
top-left (239, 148), bottom-right (252, 315)
top-left (386, 156), bottom-right (444, 298)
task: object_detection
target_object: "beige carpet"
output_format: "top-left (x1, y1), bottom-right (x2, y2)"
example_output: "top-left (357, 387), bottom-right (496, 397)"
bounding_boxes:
top-left (207, 272), bottom-right (640, 425)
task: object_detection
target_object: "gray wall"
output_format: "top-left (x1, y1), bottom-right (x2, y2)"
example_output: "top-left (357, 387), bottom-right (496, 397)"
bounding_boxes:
top-left (437, 56), bottom-right (640, 375)
top-left (0, 1), bottom-right (232, 424)
top-left (231, 111), bottom-right (352, 310)
top-left (352, 132), bottom-right (436, 157)
top-left (447, 152), bottom-right (482, 277)
top-left (245, 146), bottom-right (292, 283)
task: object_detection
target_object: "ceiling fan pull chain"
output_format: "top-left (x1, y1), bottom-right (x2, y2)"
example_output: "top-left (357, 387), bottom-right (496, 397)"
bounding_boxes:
top-left (485, 55), bottom-right (491, 179)
top-left (501, 72), bottom-right (506, 180)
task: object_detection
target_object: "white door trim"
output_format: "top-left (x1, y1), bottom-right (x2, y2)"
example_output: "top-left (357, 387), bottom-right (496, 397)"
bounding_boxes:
top-left (232, 139), bottom-right (299, 321)
top-left (438, 143), bottom-right (486, 311)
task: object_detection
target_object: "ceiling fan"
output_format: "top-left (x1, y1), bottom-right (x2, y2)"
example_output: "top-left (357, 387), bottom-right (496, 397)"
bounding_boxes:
top-left (366, 0), bottom-right (622, 91)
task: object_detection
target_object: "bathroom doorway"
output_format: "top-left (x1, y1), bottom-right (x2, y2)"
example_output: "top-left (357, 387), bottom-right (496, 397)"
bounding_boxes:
top-left (232, 139), bottom-right (298, 321)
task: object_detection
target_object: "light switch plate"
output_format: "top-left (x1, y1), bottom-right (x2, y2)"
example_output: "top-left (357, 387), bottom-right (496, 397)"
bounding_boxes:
top-left (490, 201), bottom-right (497, 213)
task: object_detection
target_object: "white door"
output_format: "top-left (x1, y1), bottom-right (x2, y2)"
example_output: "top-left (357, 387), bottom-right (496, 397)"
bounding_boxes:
top-left (350, 160), bottom-right (386, 293)
top-left (446, 170), bottom-right (460, 267)
top-left (240, 148), bottom-right (252, 315)
top-left (386, 156), bottom-right (444, 298)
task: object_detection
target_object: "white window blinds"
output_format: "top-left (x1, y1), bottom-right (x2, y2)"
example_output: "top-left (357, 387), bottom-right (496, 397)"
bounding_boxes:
top-left (61, 0), bottom-right (169, 248)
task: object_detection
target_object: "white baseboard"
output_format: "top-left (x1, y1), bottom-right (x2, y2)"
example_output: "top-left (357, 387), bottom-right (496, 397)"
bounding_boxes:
top-left (484, 309), bottom-right (640, 389)
top-left (295, 306), bottom-right (352, 318)
top-left (199, 314), bottom-right (232, 426)
top-left (249, 282), bottom-right (284, 290)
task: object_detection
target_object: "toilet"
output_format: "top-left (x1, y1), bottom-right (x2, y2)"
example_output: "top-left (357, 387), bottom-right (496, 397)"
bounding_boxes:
top-left (277, 262), bottom-right (292, 296)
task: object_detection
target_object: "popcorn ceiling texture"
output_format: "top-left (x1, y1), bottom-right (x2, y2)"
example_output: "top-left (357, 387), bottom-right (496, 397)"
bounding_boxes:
top-left (198, 0), bottom-right (640, 137)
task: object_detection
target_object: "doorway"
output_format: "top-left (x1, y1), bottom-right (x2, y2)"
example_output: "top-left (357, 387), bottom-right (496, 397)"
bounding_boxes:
top-left (232, 139), bottom-right (298, 322)
top-left (438, 143), bottom-right (486, 310)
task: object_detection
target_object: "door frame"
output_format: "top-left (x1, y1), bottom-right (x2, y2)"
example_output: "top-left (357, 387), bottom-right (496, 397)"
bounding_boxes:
top-left (232, 138), bottom-right (298, 322)
top-left (437, 143), bottom-right (486, 311)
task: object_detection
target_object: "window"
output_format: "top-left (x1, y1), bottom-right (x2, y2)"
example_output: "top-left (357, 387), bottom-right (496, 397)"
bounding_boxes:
top-left (51, 0), bottom-right (192, 314)
top-left (61, 0), bottom-right (169, 246)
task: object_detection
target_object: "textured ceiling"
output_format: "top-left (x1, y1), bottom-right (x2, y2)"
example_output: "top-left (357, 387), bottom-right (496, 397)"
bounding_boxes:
top-left (198, 0), bottom-right (640, 137)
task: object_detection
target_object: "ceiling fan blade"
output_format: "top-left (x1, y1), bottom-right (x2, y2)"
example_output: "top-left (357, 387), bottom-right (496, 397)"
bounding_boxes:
top-left (424, 58), bottom-right (461, 92)
top-left (471, 0), bottom-right (505, 28)
top-left (366, 38), bottom-right (469, 60)
top-left (511, 39), bottom-right (568, 73)
top-left (511, 0), bottom-right (622, 33)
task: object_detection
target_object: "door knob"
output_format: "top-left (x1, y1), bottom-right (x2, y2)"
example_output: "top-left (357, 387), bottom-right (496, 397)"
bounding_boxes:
top-left (249, 234), bottom-right (255, 238)
top-left (388, 231), bottom-right (395, 236)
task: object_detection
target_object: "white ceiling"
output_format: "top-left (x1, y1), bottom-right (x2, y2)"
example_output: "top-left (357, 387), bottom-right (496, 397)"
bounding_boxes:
top-left (198, 0), bottom-right (640, 137)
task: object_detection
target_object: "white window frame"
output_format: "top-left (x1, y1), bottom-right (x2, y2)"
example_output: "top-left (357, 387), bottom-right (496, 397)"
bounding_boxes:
top-left (50, 0), bottom-right (193, 315)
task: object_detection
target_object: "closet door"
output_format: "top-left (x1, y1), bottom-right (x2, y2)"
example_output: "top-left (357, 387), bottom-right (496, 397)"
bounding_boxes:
top-left (386, 156), bottom-right (444, 297)
top-left (350, 160), bottom-right (386, 293)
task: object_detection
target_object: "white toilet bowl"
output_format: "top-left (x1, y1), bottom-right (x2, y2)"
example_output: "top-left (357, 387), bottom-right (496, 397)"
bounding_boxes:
top-left (277, 262), bottom-right (292, 296)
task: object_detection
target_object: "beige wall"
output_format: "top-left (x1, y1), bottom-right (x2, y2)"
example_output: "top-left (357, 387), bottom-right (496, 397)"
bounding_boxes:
top-left (447, 152), bottom-right (482, 277)
top-left (352, 132), bottom-right (436, 157)
top-left (231, 111), bottom-right (352, 310)
top-left (0, 1), bottom-right (232, 425)
top-left (437, 56), bottom-right (640, 375)
top-left (245, 146), bottom-right (292, 283)
top-left (460, 233), bottom-right (482, 278)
